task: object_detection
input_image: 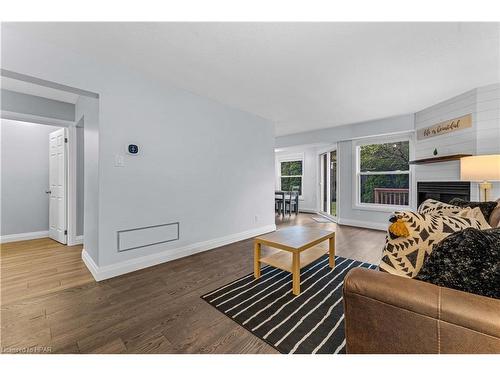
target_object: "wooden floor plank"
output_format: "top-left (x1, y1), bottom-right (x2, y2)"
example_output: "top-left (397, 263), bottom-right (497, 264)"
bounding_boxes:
top-left (1, 214), bottom-right (386, 353)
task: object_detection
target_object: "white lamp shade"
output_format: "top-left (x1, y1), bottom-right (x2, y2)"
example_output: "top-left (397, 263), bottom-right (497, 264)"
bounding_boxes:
top-left (460, 155), bottom-right (500, 181)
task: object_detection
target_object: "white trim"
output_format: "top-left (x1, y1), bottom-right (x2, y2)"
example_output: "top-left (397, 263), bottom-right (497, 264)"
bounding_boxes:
top-left (317, 145), bottom-right (338, 218)
top-left (0, 231), bottom-right (49, 243)
top-left (351, 203), bottom-right (410, 213)
top-left (81, 248), bottom-right (99, 280)
top-left (298, 208), bottom-right (318, 214)
top-left (1, 110), bottom-right (75, 128)
top-left (66, 125), bottom-right (78, 246)
top-left (351, 131), bottom-right (414, 147)
top-left (337, 218), bottom-right (387, 231)
top-left (70, 235), bottom-right (84, 245)
top-left (275, 152), bottom-right (305, 198)
top-left (316, 211), bottom-right (337, 222)
top-left (352, 134), bottom-right (413, 211)
top-left (81, 224), bottom-right (276, 281)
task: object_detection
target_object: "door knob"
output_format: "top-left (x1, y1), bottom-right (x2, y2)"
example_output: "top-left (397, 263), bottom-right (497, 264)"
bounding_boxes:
top-left (45, 190), bottom-right (52, 194)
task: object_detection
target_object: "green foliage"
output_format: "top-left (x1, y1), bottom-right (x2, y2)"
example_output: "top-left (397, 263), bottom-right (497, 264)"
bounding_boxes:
top-left (281, 161), bottom-right (303, 176)
top-left (360, 141), bottom-right (409, 172)
top-left (281, 177), bottom-right (302, 195)
top-left (359, 141), bottom-right (410, 203)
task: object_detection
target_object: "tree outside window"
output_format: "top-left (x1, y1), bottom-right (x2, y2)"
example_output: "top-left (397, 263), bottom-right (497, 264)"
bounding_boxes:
top-left (280, 160), bottom-right (303, 195)
top-left (358, 140), bottom-right (410, 206)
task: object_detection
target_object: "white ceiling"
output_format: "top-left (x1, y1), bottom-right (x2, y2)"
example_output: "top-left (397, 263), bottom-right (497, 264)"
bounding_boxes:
top-left (1, 76), bottom-right (79, 104)
top-left (3, 22), bottom-right (499, 135)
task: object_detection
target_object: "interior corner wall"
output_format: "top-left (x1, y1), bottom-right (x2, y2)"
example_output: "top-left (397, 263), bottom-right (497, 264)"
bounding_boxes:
top-left (275, 147), bottom-right (319, 212)
top-left (1, 89), bottom-right (75, 121)
top-left (1, 119), bottom-right (61, 236)
top-left (475, 83), bottom-right (500, 199)
top-left (336, 140), bottom-right (393, 230)
top-left (2, 31), bottom-right (275, 276)
top-left (75, 96), bottom-right (99, 264)
top-left (76, 122), bottom-right (84, 237)
top-left (414, 83), bottom-right (500, 201)
top-left (275, 114), bottom-right (415, 230)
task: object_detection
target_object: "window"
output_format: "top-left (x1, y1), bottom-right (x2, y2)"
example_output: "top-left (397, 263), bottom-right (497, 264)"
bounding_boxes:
top-left (356, 138), bottom-right (410, 207)
top-left (279, 159), bottom-right (303, 195)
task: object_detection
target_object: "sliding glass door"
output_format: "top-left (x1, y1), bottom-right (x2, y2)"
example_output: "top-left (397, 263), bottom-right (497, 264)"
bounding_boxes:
top-left (319, 148), bottom-right (338, 219)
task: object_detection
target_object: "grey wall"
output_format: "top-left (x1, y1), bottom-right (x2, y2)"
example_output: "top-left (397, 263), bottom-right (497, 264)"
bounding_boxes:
top-left (275, 114), bottom-right (415, 230)
top-left (275, 146), bottom-right (320, 212)
top-left (75, 96), bottom-right (99, 263)
top-left (414, 83), bottom-right (500, 200)
top-left (1, 31), bottom-right (276, 271)
top-left (1, 119), bottom-right (61, 235)
top-left (76, 122), bottom-right (84, 237)
top-left (1, 89), bottom-right (75, 121)
top-left (276, 114), bottom-right (415, 148)
top-left (275, 84), bottom-right (500, 231)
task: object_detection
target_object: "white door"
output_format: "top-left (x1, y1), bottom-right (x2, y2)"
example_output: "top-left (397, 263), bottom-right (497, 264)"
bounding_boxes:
top-left (319, 148), bottom-right (338, 218)
top-left (48, 128), bottom-right (67, 244)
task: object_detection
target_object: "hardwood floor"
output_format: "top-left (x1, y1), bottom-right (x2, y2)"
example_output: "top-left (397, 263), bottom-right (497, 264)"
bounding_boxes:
top-left (0, 214), bottom-right (386, 354)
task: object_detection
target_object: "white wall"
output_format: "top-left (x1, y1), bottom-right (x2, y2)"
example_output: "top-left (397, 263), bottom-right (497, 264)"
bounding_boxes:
top-left (75, 96), bottom-right (99, 263)
top-left (1, 119), bottom-right (60, 236)
top-left (275, 147), bottom-right (319, 212)
top-left (276, 114), bottom-right (415, 149)
top-left (275, 85), bottom-right (500, 232)
top-left (2, 30), bottom-right (275, 278)
top-left (275, 115), bottom-right (414, 230)
top-left (414, 83), bottom-right (500, 200)
top-left (1, 89), bottom-right (75, 121)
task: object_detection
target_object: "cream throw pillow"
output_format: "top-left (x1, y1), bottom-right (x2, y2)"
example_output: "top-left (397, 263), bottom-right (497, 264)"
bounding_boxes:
top-left (457, 207), bottom-right (491, 229)
top-left (379, 211), bottom-right (490, 278)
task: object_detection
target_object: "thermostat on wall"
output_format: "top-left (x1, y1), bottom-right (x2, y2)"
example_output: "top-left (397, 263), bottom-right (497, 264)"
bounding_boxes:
top-left (127, 144), bottom-right (139, 155)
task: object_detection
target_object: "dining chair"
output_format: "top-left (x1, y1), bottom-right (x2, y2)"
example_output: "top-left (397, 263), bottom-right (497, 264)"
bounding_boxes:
top-left (275, 191), bottom-right (285, 216)
top-left (285, 190), bottom-right (299, 216)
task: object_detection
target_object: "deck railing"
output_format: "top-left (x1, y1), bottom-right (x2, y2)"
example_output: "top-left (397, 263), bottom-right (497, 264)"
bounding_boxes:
top-left (374, 188), bottom-right (409, 206)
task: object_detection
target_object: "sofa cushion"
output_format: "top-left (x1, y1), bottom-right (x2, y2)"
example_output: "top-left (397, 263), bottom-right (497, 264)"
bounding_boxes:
top-left (415, 228), bottom-right (500, 299)
top-left (417, 199), bottom-right (491, 228)
top-left (457, 207), bottom-right (491, 229)
top-left (489, 199), bottom-right (500, 227)
top-left (417, 199), bottom-right (463, 216)
top-left (449, 198), bottom-right (498, 224)
top-left (379, 211), bottom-right (489, 278)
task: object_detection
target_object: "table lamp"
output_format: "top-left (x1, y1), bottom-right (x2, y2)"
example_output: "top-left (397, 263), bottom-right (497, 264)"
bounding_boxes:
top-left (460, 155), bottom-right (500, 201)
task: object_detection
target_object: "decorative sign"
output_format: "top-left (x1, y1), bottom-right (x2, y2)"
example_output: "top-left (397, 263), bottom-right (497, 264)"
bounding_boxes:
top-left (417, 114), bottom-right (472, 140)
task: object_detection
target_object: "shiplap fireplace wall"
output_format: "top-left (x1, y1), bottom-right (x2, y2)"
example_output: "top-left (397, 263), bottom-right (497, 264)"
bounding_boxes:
top-left (414, 83), bottom-right (500, 201)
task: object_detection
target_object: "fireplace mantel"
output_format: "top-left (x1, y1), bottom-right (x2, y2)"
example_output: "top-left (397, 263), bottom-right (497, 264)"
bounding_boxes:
top-left (409, 154), bottom-right (472, 165)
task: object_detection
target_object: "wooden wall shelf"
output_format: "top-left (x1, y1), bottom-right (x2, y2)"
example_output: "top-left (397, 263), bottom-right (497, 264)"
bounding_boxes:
top-left (409, 154), bottom-right (472, 165)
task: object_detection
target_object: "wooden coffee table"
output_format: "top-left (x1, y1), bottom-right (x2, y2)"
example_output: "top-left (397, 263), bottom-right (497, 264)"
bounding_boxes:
top-left (253, 226), bottom-right (336, 295)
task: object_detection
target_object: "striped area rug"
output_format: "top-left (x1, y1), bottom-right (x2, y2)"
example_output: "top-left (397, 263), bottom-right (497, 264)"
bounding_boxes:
top-left (201, 255), bottom-right (376, 354)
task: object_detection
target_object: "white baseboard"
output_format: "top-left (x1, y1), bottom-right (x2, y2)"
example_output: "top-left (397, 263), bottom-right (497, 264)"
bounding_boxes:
top-left (81, 224), bottom-right (276, 282)
top-left (68, 235), bottom-right (83, 246)
top-left (81, 248), bottom-right (99, 280)
top-left (298, 208), bottom-right (318, 214)
top-left (0, 230), bottom-right (49, 243)
top-left (337, 218), bottom-right (387, 231)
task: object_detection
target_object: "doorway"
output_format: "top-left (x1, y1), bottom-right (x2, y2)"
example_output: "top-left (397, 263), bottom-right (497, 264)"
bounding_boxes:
top-left (1, 120), bottom-right (70, 244)
top-left (48, 127), bottom-right (68, 243)
top-left (319, 148), bottom-right (338, 219)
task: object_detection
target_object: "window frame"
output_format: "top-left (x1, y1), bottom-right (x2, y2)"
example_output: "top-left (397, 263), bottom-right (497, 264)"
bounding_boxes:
top-left (276, 153), bottom-right (304, 199)
top-left (353, 134), bottom-right (413, 212)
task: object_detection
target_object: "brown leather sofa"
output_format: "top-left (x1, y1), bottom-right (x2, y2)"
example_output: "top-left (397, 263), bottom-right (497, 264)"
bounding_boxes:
top-left (343, 268), bottom-right (500, 353)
